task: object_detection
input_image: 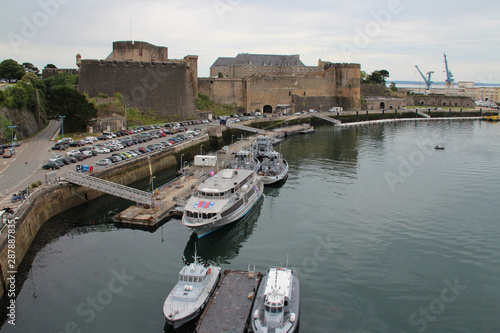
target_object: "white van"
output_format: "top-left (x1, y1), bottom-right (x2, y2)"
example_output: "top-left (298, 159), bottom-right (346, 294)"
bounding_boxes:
top-left (83, 136), bottom-right (97, 144)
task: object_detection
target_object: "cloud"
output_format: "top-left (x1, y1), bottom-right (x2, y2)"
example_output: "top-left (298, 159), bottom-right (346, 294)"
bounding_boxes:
top-left (0, 0), bottom-right (499, 81)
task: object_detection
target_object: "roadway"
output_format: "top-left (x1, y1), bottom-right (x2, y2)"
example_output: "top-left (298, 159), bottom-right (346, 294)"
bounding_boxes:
top-left (0, 119), bottom-right (61, 196)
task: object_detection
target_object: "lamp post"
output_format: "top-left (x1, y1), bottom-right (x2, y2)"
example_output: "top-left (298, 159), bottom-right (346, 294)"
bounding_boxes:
top-left (200, 145), bottom-right (203, 155)
top-left (59, 116), bottom-right (65, 139)
top-left (180, 154), bottom-right (184, 175)
top-left (25, 162), bottom-right (29, 203)
top-left (151, 176), bottom-right (156, 192)
top-left (8, 125), bottom-right (16, 150)
top-left (231, 135), bottom-right (234, 145)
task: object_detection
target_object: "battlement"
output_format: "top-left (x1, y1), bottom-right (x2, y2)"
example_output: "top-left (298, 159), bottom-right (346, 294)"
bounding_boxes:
top-left (80, 59), bottom-right (189, 69)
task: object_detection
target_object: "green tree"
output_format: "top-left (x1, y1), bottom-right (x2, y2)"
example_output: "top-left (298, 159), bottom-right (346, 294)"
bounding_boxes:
top-left (390, 82), bottom-right (398, 92)
top-left (22, 72), bottom-right (39, 83)
top-left (44, 64), bottom-right (57, 69)
top-left (22, 62), bottom-right (40, 76)
top-left (48, 86), bottom-right (97, 132)
top-left (0, 59), bottom-right (25, 80)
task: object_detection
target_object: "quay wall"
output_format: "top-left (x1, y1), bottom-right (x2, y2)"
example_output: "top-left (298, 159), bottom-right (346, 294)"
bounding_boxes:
top-left (0, 137), bottom-right (209, 300)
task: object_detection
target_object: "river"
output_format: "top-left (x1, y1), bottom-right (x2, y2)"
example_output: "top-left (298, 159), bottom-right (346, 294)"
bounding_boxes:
top-left (2, 120), bottom-right (499, 333)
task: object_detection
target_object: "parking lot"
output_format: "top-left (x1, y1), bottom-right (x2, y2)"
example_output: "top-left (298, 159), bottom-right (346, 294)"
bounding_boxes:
top-left (45, 123), bottom-right (209, 172)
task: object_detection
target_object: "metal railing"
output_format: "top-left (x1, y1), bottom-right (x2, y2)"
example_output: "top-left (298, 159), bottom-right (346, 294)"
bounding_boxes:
top-left (64, 171), bottom-right (153, 206)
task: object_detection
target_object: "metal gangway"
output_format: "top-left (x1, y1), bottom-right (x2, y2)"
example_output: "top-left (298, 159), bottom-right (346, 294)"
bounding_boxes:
top-left (416, 109), bottom-right (431, 118)
top-left (314, 113), bottom-right (342, 125)
top-left (64, 171), bottom-right (153, 206)
top-left (226, 123), bottom-right (265, 134)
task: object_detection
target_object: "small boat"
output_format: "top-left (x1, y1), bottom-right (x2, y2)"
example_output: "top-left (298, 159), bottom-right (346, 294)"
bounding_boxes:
top-left (163, 254), bottom-right (222, 329)
top-left (299, 126), bottom-right (315, 134)
top-left (257, 151), bottom-right (289, 185)
top-left (251, 267), bottom-right (300, 333)
top-left (435, 146), bottom-right (445, 150)
top-left (229, 149), bottom-right (260, 172)
top-left (182, 169), bottom-right (264, 238)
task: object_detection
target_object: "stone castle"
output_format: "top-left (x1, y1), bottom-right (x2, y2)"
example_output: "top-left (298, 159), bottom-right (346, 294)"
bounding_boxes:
top-left (77, 41), bottom-right (199, 119)
top-left (77, 41), bottom-right (361, 117)
top-left (201, 56), bottom-right (361, 113)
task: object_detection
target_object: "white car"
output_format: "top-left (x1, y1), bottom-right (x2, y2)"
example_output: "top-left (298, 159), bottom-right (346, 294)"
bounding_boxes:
top-left (96, 159), bottom-right (112, 166)
top-left (49, 154), bottom-right (65, 162)
top-left (95, 147), bottom-right (111, 154)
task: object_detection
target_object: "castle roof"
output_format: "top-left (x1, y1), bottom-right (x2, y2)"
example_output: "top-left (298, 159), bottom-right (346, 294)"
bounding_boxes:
top-left (211, 53), bottom-right (305, 68)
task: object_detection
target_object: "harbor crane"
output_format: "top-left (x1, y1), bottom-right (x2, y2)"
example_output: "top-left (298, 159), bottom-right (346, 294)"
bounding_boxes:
top-left (415, 65), bottom-right (434, 90)
top-left (444, 53), bottom-right (454, 89)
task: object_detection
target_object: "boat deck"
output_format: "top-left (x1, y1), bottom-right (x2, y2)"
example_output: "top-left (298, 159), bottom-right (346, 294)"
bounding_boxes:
top-left (196, 269), bottom-right (262, 333)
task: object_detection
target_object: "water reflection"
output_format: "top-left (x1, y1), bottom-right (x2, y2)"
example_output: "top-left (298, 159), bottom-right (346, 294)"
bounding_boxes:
top-left (183, 198), bottom-right (263, 265)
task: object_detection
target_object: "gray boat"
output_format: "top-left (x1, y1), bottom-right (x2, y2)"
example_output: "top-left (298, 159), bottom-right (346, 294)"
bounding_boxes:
top-left (252, 136), bottom-right (288, 185)
top-left (257, 150), bottom-right (288, 185)
top-left (251, 267), bottom-right (300, 333)
top-left (230, 149), bottom-right (261, 172)
top-left (182, 169), bottom-right (264, 238)
top-left (163, 254), bottom-right (222, 329)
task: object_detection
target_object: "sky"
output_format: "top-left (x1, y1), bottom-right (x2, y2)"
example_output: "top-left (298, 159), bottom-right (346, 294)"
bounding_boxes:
top-left (1, 0), bottom-right (499, 83)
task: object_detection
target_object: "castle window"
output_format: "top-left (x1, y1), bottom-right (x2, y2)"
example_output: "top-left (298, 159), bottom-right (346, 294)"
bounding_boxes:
top-left (139, 49), bottom-right (143, 56)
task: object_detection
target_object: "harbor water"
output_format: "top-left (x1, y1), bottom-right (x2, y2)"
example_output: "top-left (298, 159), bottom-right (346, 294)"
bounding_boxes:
top-left (2, 120), bottom-right (500, 332)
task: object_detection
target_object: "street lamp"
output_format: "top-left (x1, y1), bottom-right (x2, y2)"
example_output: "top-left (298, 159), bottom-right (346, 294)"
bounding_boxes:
top-left (200, 145), bottom-right (203, 155)
top-left (151, 176), bottom-right (156, 192)
top-left (231, 135), bottom-right (234, 145)
top-left (59, 116), bottom-right (66, 139)
top-left (25, 162), bottom-right (29, 203)
top-left (180, 154), bottom-right (184, 175)
top-left (8, 125), bottom-right (16, 150)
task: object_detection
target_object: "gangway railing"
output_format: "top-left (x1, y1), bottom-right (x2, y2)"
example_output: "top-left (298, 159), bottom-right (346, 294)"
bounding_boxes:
top-left (226, 123), bottom-right (265, 134)
top-left (313, 113), bottom-right (342, 125)
top-left (64, 171), bottom-right (153, 206)
top-left (416, 109), bottom-right (431, 118)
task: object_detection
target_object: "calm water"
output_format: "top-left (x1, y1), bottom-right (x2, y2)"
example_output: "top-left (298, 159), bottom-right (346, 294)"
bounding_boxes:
top-left (2, 121), bottom-right (500, 333)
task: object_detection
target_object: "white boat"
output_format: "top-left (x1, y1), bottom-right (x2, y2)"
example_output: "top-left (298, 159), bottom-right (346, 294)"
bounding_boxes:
top-left (182, 169), bottom-right (264, 238)
top-left (163, 255), bottom-right (222, 329)
top-left (257, 151), bottom-right (288, 185)
top-left (251, 267), bottom-right (300, 333)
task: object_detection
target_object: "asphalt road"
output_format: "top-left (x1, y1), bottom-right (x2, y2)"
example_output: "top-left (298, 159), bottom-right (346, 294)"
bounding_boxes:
top-left (0, 119), bottom-right (61, 195)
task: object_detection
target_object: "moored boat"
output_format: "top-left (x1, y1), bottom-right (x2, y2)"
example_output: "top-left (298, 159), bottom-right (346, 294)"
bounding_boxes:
top-left (251, 267), bottom-right (300, 333)
top-left (182, 169), bottom-right (264, 238)
top-left (163, 255), bottom-right (222, 329)
top-left (257, 151), bottom-right (288, 185)
top-left (230, 149), bottom-right (261, 172)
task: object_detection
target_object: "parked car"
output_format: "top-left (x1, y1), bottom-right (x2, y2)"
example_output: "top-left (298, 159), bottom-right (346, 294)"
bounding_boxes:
top-left (3, 149), bottom-right (14, 158)
top-left (96, 159), bottom-right (112, 166)
top-left (42, 162), bottom-right (60, 170)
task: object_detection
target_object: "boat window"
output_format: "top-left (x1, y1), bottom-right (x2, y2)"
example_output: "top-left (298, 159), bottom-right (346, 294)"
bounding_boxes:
top-left (194, 212), bottom-right (198, 218)
top-left (189, 277), bottom-right (193, 282)
top-left (179, 275), bottom-right (183, 281)
top-left (193, 277), bottom-right (198, 283)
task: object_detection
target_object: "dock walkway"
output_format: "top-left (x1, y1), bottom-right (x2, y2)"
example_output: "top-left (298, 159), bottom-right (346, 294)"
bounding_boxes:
top-left (196, 270), bottom-right (262, 333)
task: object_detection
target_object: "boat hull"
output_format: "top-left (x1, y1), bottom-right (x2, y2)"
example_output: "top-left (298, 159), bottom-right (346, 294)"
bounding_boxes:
top-left (251, 268), bottom-right (300, 333)
top-left (259, 159), bottom-right (289, 186)
top-left (163, 267), bottom-right (221, 329)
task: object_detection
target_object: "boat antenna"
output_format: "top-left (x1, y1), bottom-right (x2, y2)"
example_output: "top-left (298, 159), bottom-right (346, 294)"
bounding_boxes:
top-left (286, 254), bottom-right (289, 268)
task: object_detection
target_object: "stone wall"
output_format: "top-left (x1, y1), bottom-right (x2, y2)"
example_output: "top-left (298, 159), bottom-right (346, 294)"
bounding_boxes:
top-left (78, 59), bottom-right (199, 119)
top-left (409, 95), bottom-right (475, 107)
top-left (198, 63), bottom-right (361, 112)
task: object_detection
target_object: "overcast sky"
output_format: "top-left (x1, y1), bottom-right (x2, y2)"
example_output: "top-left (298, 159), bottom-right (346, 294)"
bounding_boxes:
top-left (1, 0), bottom-right (499, 83)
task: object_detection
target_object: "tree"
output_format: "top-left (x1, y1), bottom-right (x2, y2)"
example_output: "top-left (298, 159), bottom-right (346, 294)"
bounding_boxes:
top-left (48, 86), bottom-right (97, 132)
top-left (44, 64), bottom-right (57, 69)
top-left (22, 62), bottom-right (40, 75)
top-left (390, 82), bottom-right (398, 92)
top-left (22, 72), bottom-right (39, 84)
top-left (0, 59), bottom-right (25, 80)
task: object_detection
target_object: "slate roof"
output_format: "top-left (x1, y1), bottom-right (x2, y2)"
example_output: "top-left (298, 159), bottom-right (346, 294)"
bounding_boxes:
top-left (211, 54), bottom-right (305, 68)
